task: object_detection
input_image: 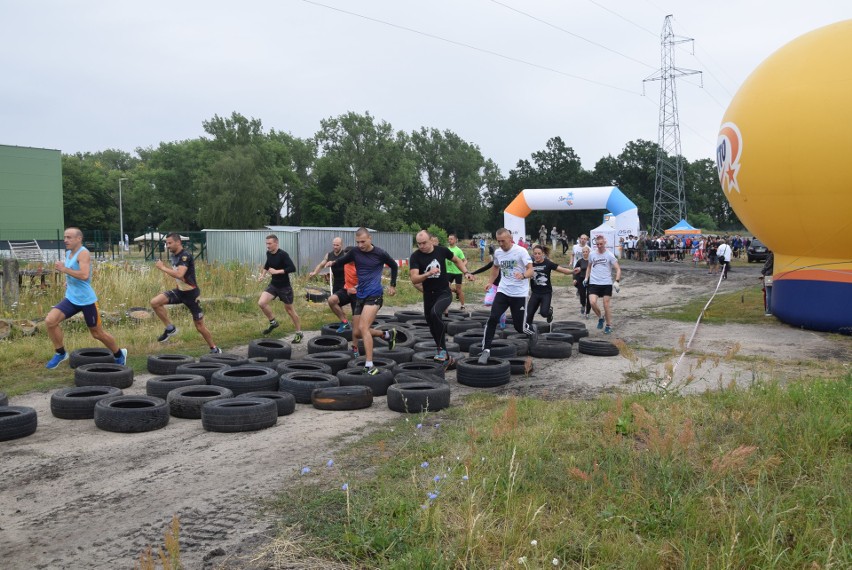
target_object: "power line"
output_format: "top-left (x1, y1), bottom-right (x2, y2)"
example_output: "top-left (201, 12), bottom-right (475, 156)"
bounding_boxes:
top-left (586, 0), bottom-right (658, 37)
top-left (301, 0), bottom-right (643, 95)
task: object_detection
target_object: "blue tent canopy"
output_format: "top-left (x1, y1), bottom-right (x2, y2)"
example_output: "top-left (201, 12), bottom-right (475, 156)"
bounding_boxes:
top-left (664, 219), bottom-right (701, 234)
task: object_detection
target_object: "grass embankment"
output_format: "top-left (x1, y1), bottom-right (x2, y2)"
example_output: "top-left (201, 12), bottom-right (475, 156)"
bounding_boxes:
top-left (271, 378), bottom-right (850, 568)
top-left (654, 285), bottom-right (770, 326)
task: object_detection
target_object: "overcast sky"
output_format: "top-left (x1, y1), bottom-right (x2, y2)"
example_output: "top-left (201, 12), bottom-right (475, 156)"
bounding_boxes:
top-left (1, 1), bottom-right (849, 174)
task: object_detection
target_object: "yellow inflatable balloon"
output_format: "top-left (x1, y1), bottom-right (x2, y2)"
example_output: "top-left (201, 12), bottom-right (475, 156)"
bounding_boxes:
top-left (717, 20), bottom-right (852, 333)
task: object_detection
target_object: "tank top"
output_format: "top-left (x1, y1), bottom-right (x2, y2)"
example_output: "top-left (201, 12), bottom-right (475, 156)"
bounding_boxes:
top-left (65, 247), bottom-right (98, 305)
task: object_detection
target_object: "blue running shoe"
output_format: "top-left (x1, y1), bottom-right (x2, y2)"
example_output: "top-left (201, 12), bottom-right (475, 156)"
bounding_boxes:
top-left (115, 348), bottom-right (128, 366)
top-left (433, 349), bottom-right (448, 362)
top-left (336, 321), bottom-right (351, 333)
top-left (597, 318), bottom-right (605, 330)
top-left (604, 325), bottom-right (613, 335)
top-left (46, 351), bottom-right (69, 369)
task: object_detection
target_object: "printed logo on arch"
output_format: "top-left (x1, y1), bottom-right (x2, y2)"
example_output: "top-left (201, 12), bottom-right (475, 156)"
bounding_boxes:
top-left (716, 122), bottom-right (743, 194)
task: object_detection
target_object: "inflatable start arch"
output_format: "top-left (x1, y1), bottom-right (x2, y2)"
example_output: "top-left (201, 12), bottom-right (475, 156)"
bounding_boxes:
top-left (503, 186), bottom-right (640, 247)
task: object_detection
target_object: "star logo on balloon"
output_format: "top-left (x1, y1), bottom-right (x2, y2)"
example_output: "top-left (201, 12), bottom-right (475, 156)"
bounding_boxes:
top-left (716, 122), bottom-right (743, 194)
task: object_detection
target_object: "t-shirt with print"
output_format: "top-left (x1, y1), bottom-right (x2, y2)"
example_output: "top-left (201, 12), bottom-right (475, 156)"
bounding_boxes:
top-left (530, 259), bottom-right (560, 294)
top-left (410, 246), bottom-right (455, 295)
top-left (588, 249), bottom-right (618, 285)
top-left (171, 249), bottom-right (198, 291)
top-left (493, 244), bottom-right (532, 297)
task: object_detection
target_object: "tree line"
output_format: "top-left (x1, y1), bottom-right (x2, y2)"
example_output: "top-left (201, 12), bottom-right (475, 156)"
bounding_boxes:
top-left (62, 111), bottom-right (739, 238)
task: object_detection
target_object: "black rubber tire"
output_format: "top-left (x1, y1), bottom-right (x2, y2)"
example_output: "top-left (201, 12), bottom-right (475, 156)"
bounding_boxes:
top-left (235, 391), bottom-right (296, 416)
top-left (578, 338), bottom-right (620, 357)
top-left (94, 396), bottom-right (169, 433)
top-left (452, 331), bottom-right (485, 352)
top-left (167, 385), bottom-right (234, 419)
top-left (307, 335), bottom-right (349, 354)
top-left (394, 372), bottom-right (449, 385)
top-left (146, 374), bottom-right (207, 399)
top-left (173, 362), bottom-right (229, 384)
top-left (530, 340), bottom-right (572, 359)
top-left (320, 322), bottom-right (353, 342)
top-left (393, 310), bottom-right (425, 322)
top-left (411, 351), bottom-right (462, 370)
top-left (69, 347), bottom-right (114, 369)
top-left (147, 354), bottom-right (195, 375)
top-left (201, 398), bottom-right (278, 432)
top-left (51, 386), bottom-right (123, 420)
top-left (74, 363), bottom-right (134, 389)
top-left (446, 320), bottom-right (482, 336)
top-left (312, 386), bottom-right (373, 411)
top-left (469, 340), bottom-right (518, 359)
top-left (413, 340), bottom-right (461, 353)
top-left (552, 326), bottom-right (589, 340)
top-left (371, 314), bottom-right (396, 325)
top-left (507, 357), bottom-right (534, 375)
top-left (552, 321), bottom-right (587, 329)
top-left (336, 366), bottom-right (395, 396)
top-left (279, 371), bottom-right (339, 404)
top-left (303, 351), bottom-right (353, 375)
top-left (502, 334), bottom-right (530, 357)
top-left (406, 319), bottom-right (432, 331)
top-left (447, 308), bottom-right (469, 317)
top-left (0, 406), bottom-right (38, 441)
top-left (277, 360), bottom-right (333, 376)
top-left (248, 339), bottom-right (292, 360)
top-left (305, 286), bottom-right (330, 304)
top-left (386, 382), bottom-right (451, 413)
top-left (0, 392), bottom-right (7, 407)
top-left (244, 357), bottom-right (287, 370)
top-left (210, 366), bottom-right (280, 395)
top-left (456, 356), bottom-right (512, 388)
top-left (531, 321), bottom-right (551, 333)
top-left (346, 356), bottom-right (397, 374)
top-left (395, 361), bottom-right (446, 379)
top-left (373, 346), bottom-right (415, 364)
top-left (359, 325), bottom-right (417, 350)
top-left (470, 310), bottom-right (492, 318)
top-left (199, 353), bottom-right (249, 367)
top-left (541, 332), bottom-right (575, 344)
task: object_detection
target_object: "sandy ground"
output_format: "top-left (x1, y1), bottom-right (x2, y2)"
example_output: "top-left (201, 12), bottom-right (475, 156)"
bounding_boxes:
top-left (1, 261), bottom-right (849, 569)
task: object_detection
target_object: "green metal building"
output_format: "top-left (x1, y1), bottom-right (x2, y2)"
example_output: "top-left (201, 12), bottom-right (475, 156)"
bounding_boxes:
top-left (0, 144), bottom-right (64, 240)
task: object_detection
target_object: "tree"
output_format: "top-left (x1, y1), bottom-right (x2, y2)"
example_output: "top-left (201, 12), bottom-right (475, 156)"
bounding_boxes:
top-left (197, 146), bottom-right (276, 229)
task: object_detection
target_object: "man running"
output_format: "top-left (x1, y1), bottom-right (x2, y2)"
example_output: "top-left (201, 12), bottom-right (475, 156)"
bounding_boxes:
top-left (409, 230), bottom-right (473, 366)
top-left (445, 233), bottom-right (467, 311)
top-left (150, 232), bottom-right (221, 353)
top-left (325, 227), bottom-right (398, 374)
top-left (257, 234), bottom-right (303, 342)
top-left (44, 228), bottom-right (127, 369)
top-left (571, 234), bottom-right (589, 267)
top-left (309, 236), bottom-right (350, 331)
top-left (584, 235), bottom-right (622, 335)
top-left (479, 228), bottom-right (538, 364)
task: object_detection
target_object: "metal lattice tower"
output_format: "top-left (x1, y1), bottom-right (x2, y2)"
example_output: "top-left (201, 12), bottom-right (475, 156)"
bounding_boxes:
top-left (644, 15), bottom-right (701, 235)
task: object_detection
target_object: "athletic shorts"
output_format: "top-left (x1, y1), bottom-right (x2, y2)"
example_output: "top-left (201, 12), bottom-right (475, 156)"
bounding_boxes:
top-left (333, 288), bottom-right (355, 307)
top-left (264, 284), bottom-right (294, 305)
top-left (53, 298), bottom-right (101, 328)
top-left (587, 284), bottom-right (613, 298)
top-left (447, 273), bottom-right (463, 285)
top-left (353, 295), bottom-right (383, 316)
top-left (164, 288), bottom-right (204, 321)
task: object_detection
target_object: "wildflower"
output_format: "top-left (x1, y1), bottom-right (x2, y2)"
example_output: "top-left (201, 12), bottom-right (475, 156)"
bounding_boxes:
top-left (531, 540), bottom-right (538, 546)
top-left (462, 475), bottom-right (469, 481)
top-left (416, 423), bottom-right (422, 429)
top-left (421, 461), bottom-right (429, 468)
top-left (518, 557), bottom-right (527, 565)
top-left (552, 558), bottom-right (559, 566)
top-left (435, 423), bottom-right (441, 428)
top-left (341, 483), bottom-right (349, 491)
top-left (434, 475), bottom-right (441, 482)
top-left (421, 504), bottom-right (429, 510)
top-left (326, 459), bottom-right (334, 468)
top-left (428, 492), bottom-right (438, 500)
top-left (300, 467), bottom-right (311, 475)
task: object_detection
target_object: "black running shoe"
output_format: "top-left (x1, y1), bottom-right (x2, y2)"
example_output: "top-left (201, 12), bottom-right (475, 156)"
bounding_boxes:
top-left (262, 320), bottom-right (279, 335)
top-left (386, 328), bottom-right (397, 350)
top-left (157, 326), bottom-right (178, 343)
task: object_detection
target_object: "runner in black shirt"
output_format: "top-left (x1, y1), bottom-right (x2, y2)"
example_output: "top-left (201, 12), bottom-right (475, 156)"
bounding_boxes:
top-left (409, 230), bottom-right (473, 366)
top-left (310, 237), bottom-right (354, 332)
top-left (527, 244), bottom-right (573, 326)
top-left (257, 234), bottom-right (303, 341)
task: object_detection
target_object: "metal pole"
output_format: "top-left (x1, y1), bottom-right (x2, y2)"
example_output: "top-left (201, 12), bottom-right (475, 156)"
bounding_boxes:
top-left (119, 177), bottom-right (128, 255)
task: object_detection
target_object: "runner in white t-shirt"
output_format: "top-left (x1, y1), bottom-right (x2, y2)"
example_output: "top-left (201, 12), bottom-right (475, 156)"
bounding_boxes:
top-left (584, 235), bottom-right (622, 335)
top-left (479, 228), bottom-right (539, 363)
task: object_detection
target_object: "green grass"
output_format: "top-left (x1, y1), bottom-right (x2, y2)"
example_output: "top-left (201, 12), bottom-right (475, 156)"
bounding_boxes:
top-left (653, 285), bottom-right (770, 325)
top-left (270, 376), bottom-right (851, 568)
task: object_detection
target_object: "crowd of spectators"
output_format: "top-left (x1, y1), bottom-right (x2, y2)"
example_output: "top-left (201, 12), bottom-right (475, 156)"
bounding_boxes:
top-left (619, 235), bottom-right (752, 265)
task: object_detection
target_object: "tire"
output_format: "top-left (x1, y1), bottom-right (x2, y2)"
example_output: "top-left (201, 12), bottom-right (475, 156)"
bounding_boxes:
top-left (174, 362), bottom-right (229, 384)
top-left (320, 322), bottom-right (353, 342)
top-left (210, 366), bottom-right (280, 395)
top-left (303, 351), bottom-right (353, 375)
top-left (456, 356), bottom-right (512, 388)
top-left (147, 354), bottom-right (195, 375)
top-left (305, 287), bottom-right (330, 304)
top-left (279, 371), bottom-right (339, 404)
top-left (69, 347), bottom-right (114, 369)
top-left (94, 396), bottom-right (169, 433)
top-left (0, 406), bottom-right (38, 441)
top-left (146, 374), bottom-right (207, 399)
top-left (51, 386), bottom-right (123, 420)
top-left (167, 385), bottom-right (234, 419)
top-left (244, 357), bottom-right (287, 370)
top-left (541, 332), bottom-right (575, 344)
top-left (551, 326), bottom-right (588, 340)
top-left (199, 353), bottom-right (249, 367)
top-left (248, 339), bottom-right (292, 360)
top-left (406, 319), bottom-right (432, 331)
top-left (336, 366), bottom-right (394, 396)
top-left (552, 321), bottom-right (587, 329)
top-left (393, 310), bottom-right (424, 322)
top-left (277, 360), bottom-right (333, 376)
top-left (447, 308), bottom-right (469, 317)
top-left (312, 386), bottom-right (373, 411)
top-left (502, 333), bottom-right (530, 357)
top-left (0, 392), bottom-right (7, 407)
top-left (469, 340), bottom-right (517, 359)
top-left (411, 351), bottom-right (462, 370)
top-left (453, 331), bottom-right (485, 352)
top-left (446, 320), bottom-right (482, 336)
top-left (578, 338), bottom-right (620, 357)
top-left (346, 356), bottom-right (397, 374)
top-left (395, 361), bottom-right (446, 380)
top-left (386, 382), bottom-right (451, 413)
top-left (201, 398), bottom-right (278, 433)
top-left (236, 391), bottom-right (296, 416)
top-left (307, 335), bottom-right (349, 354)
top-left (507, 357), bottom-right (534, 376)
top-left (529, 340), bottom-right (572, 359)
top-left (413, 340), bottom-right (461, 353)
top-left (394, 371), bottom-right (449, 385)
top-left (373, 346), bottom-right (415, 364)
top-left (74, 363), bottom-right (134, 389)
top-left (364, 325), bottom-right (417, 350)
top-left (470, 310), bottom-right (491, 318)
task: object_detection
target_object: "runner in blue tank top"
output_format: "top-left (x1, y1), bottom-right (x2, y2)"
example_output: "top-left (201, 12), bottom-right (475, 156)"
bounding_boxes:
top-left (44, 227), bottom-right (127, 369)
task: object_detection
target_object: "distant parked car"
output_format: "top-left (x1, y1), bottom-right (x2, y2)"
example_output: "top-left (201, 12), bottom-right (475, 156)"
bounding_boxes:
top-left (747, 238), bottom-right (770, 263)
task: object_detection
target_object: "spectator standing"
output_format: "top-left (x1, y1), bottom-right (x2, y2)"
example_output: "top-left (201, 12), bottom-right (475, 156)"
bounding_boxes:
top-left (760, 252), bottom-right (774, 315)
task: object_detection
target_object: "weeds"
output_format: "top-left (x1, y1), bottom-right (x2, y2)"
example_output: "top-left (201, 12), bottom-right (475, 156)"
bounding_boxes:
top-left (136, 515), bottom-right (181, 570)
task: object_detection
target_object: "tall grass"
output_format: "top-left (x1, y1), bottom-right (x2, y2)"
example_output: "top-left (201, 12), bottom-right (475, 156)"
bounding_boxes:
top-left (271, 377), bottom-right (851, 568)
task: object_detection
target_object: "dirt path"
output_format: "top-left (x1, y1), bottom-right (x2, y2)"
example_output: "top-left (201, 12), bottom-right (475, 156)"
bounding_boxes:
top-left (1, 262), bottom-right (849, 569)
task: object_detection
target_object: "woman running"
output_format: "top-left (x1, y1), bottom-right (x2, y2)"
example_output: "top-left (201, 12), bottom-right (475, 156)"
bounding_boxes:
top-left (527, 245), bottom-right (573, 326)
